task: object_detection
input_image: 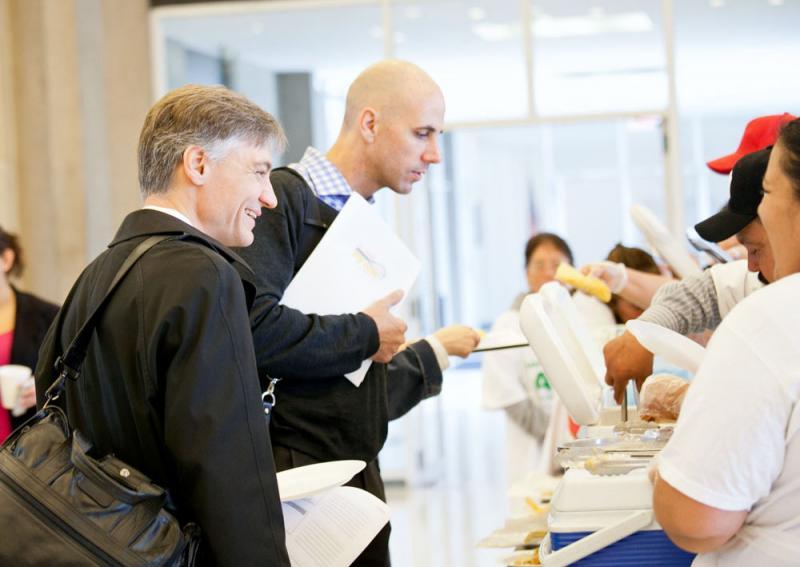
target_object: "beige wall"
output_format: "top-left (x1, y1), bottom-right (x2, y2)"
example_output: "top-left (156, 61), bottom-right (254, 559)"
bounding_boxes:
top-left (1, 0), bottom-right (151, 303)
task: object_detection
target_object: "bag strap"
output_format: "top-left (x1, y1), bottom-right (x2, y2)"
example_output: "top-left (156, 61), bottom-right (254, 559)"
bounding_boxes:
top-left (44, 234), bottom-right (177, 405)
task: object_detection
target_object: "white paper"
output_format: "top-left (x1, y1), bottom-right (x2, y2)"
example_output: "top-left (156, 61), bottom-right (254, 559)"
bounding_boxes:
top-left (282, 486), bottom-right (390, 567)
top-left (277, 460), bottom-right (366, 501)
top-left (281, 194), bottom-right (421, 386)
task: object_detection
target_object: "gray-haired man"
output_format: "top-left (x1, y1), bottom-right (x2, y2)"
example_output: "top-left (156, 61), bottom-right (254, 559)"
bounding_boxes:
top-left (36, 85), bottom-right (290, 566)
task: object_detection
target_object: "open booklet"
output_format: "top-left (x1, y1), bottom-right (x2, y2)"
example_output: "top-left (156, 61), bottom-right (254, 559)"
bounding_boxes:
top-left (282, 486), bottom-right (390, 567)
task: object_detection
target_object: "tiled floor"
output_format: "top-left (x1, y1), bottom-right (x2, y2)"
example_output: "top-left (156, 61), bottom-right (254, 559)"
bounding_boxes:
top-left (385, 364), bottom-right (513, 567)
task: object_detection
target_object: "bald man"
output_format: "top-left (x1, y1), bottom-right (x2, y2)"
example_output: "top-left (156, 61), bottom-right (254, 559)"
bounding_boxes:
top-left (240, 60), bottom-right (479, 566)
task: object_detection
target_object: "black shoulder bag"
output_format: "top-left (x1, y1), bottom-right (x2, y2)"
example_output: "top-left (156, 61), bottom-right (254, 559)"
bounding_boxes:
top-left (0, 235), bottom-right (200, 566)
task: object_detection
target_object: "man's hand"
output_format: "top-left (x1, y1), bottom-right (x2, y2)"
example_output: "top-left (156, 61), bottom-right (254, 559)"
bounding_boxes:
top-left (362, 290), bottom-right (408, 363)
top-left (432, 325), bottom-right (481, 358)
top-left (603, 331), bottom-right (654, 403)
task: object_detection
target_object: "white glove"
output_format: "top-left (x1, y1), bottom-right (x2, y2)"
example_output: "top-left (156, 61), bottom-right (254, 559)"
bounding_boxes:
top-left (639, 374), bottom-right (689, 422)
top-left (583, 261), bottom-right (629, 294)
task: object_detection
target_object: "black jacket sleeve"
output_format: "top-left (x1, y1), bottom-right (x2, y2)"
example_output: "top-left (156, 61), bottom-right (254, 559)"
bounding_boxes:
top-left (158, 251), bottom-right (289, 566)
top-left (240, 169), bottom-right (380, 380)
top-left (386, 339), bottom-right (444, 421)
top-left (12, 290), bottom-right (60, 427)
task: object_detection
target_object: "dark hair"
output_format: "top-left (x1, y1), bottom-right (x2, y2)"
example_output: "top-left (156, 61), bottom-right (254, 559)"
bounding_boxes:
top-left (0, 225), bottom-right (24, 277)
top-left (778, 118), bottom-right (800, 200)
top-left (525, 232), bottom-right (574, 266)
top-left (606, 244), bottom-right (659, 324)
top-left (606, 244), bottom-right (660, 275)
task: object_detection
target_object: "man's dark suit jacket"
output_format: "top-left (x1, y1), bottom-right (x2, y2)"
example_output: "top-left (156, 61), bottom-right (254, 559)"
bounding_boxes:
top-left (36, 210), bottom-right (289, 566)
top-left (242, 168), bottom-right (443, 465)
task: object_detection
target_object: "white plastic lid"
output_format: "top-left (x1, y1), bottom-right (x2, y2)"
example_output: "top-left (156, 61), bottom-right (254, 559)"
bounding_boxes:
top-left (550, 468), bottom-right (653, 515)
top-left (630, 204), bottom-right (702, 279)
top-left (626, 319), bottom-right (705, 374)
top-left (519, 283), bottom-right (605, 426)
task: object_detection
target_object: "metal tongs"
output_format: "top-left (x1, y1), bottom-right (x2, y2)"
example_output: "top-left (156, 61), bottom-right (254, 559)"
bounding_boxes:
top-left (621, 389), bottom-right (628, 423)
top-left (615, 382), bottom-right (653, 434)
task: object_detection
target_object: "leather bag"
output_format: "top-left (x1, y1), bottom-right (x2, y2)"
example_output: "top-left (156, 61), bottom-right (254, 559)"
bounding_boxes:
top-left (0, 235), bottom-right (200, 566)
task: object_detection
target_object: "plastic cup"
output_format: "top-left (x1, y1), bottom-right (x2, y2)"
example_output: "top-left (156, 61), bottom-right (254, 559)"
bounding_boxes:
top-left (0, 365), bottom-right (32, 410)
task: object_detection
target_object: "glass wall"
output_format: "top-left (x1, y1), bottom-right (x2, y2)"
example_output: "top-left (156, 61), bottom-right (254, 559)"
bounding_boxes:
top-left (427, 118), bottom-right (664, 329)
top-left (673, 0), bottom-right (800, 231)
top-left (392, 0), bottom-right (529, 122)
top-left (531, 0), bottom-right (667, 116)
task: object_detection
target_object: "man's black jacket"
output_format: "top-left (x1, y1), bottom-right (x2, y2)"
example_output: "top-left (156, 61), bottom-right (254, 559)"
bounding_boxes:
top-left (36, 210), bottom-right (289, 566)
top-left (242, 168), bottom-right (443, 464)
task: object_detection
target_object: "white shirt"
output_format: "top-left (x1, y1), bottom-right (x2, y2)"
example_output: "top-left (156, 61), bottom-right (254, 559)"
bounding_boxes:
top-left (709, 259), bottom-right (764, 319)
top-left (141, 205), bottom-right (193, 227)
top-left (658, 273), bottom-right (800, 566)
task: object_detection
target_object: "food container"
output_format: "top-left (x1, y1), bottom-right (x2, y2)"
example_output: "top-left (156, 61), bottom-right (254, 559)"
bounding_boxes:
top-left (555, 428), bottom-right (671, 470)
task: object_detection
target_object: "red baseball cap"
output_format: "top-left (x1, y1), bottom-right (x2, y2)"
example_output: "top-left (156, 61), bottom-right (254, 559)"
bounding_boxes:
top-left (706, 112), bottom-right (796, 174)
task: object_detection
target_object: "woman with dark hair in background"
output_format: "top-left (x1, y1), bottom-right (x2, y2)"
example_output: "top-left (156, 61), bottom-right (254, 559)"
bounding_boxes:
top-left (0, 226), bottom-right (59, 441)
top-left (605, 244), bottom-right (661, 324)
top-left (482, 232), bottom-right (614, 486)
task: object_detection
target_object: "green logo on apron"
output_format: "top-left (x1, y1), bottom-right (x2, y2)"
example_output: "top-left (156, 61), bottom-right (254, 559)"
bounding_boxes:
top-left (535, 372), bottom-right (551, 390)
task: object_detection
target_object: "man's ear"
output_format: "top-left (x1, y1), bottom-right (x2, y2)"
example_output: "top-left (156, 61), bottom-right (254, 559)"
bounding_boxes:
top-left (1, 248), bottom-right (15, 276)
top-left (182, 145), bottom-right (209, 186)
top-left (358, 107), bottom-right (378, 143)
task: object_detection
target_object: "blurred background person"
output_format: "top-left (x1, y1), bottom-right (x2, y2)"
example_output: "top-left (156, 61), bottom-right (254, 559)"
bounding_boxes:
top-left (604, 243), bottom-right (661, 324)
top-left (0, 225), bottom-right (58, 442)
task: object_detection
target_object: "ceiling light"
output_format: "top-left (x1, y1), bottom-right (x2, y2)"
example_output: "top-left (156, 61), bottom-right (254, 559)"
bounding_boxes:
top-left (472, 23), bottom-right (519, 42)
top-left (533, 12), bottom-right (653, 38)
top-left (709, 0), bottom-right (724, 7)
top-left (768, 0), bottom-right (784, 5)
top-left (468, 7), bottom-right (486, 21)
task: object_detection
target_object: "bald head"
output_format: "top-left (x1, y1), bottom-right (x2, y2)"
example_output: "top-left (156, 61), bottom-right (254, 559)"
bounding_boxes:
top-left (327, 60), bottom-right (445, 198)
top-left (342, 60), bottom-right (442, 128)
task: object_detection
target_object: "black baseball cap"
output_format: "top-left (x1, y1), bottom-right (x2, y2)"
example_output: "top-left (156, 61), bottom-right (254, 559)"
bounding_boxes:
top-left (694, 148), bottom-right (771, 242)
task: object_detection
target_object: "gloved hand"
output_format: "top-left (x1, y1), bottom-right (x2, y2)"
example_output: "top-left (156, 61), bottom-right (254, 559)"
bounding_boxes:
top-left (639, 374), bottom-right (689, 422)
top-left (581, 261), bottom-right (629, 294)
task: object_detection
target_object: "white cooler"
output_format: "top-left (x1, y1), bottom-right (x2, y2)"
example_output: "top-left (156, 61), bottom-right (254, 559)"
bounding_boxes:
top-left (519, 283), bottom-right (695, 566)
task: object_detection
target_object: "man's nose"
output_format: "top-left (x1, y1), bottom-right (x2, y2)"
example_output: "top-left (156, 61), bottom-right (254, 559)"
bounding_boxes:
top-left (260, 181), bottom-right (278, 209)
top-left (747, 251), bottom-right (759, 273)
top-left (423, 137), bottom-right (442, 164)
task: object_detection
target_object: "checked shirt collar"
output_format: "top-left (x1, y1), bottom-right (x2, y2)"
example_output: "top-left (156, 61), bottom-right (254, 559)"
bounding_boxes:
top-left (288, 146), bottom-right (374, 211)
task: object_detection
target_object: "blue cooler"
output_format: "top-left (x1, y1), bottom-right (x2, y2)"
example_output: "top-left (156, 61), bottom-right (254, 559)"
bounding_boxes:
top-left (538, 468), bottom-right (694, 566)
